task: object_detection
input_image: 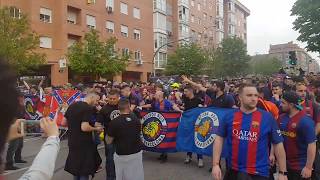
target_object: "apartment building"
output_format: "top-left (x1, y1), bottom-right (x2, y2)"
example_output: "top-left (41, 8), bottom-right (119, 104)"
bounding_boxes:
top-left (0, 0), bottom-right (153, 85)
top-left (223, 0), bottom-right (250, 44)
top-left (269, 42), bottom-right (319, 73)
top-left (153, 0), bottom-right (249, 75)
top-left (1, 0), bottom-right (250, 82)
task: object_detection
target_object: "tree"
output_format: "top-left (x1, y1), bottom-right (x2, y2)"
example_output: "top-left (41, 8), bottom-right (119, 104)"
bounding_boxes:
top-left (0, 7), bottom-right (45, 75)
top-left (67, 30), bottom-right (129, 79)
top-left (209, 37), bottom-right (250, 77)
top-left (291, 0), bottom-right (320, 53)
top-left (250, 55), bottom-right (282, 75)
top-left (165, 43), bottom-right (206, 76)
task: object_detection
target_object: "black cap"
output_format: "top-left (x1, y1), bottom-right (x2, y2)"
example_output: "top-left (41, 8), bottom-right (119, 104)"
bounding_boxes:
top-left (282, 91), bottom-right (303, 110)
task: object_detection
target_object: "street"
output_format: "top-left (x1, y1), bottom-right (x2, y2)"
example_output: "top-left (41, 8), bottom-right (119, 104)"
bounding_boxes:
top-left (4, 136), bottom-right (213, 180)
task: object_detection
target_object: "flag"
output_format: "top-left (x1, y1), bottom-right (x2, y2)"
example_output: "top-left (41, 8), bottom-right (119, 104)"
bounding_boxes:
top-left (176, 107), bottom-right (233, 156)
top-left (49, 90), bottom-right (82, 126)
top-left (24, 95), bottom-right (43, 120)
top-left (140, 111), bottom-right (181, 153)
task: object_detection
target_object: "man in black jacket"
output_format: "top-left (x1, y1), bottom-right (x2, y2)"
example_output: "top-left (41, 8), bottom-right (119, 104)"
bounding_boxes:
top-left (97, 89), bottom-right (120, 180)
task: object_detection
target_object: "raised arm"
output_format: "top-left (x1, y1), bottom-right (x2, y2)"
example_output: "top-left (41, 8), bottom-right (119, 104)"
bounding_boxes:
top-left (181, 75), bottom-right (207, 92)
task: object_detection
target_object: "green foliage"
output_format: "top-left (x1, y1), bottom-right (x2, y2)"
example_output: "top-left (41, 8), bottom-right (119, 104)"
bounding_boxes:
top-left (165, 43), bottom-right (206, 76)
top-left (67, 30), bottom-right (129, 79)
top-left (208, 37), bottom-right (251, 77)
top-left (250, 55), bottom-right (282, 75)
top-left (291, 0), bottom-right (320, 53)
top-left (0, 7), bottom-right (45, 75)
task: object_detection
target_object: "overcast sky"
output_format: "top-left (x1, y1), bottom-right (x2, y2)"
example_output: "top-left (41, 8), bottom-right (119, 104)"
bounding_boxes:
top-left (238, 0), bottom-right (319, 60)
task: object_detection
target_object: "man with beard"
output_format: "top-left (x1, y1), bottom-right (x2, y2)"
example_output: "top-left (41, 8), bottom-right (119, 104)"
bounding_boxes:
top-left (97, 89), bottom-right (121, 180)
top-left (278, 91), bottom-right (316, 180)
top-left (295, 82), bottom-right (320, 179)
top-left (212, 84), bottom-right (288, 180)
top-left (64, 92), bottom-right (103, 180)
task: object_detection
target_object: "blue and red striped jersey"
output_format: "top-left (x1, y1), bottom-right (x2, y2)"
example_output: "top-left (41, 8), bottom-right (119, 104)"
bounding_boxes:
top-left (217, 109), bottom-right (283, 177)
top-left (278, 111), bottom-right (316, 171)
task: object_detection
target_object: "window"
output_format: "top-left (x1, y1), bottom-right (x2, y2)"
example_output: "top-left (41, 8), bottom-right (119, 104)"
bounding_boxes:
top-left (191, 0), bottom-right (194, 6)
top-left (198, 18), bottom-right (201, 25)
top-left (154, 13), bottom-right (166, 30)
top-left (40, 7), bottom-right (52, 23)
top-left (228, 24), bottom-right (235, 35)
top-left (106, 21), bottom-right (114, 33)
top-left (67, 10), bottom-right (77, 24)
top-left (86, 15), bottom-right (96, 29)
top-left (9, 7), bottom-right (21, 18)
top-left (154, 33), bottom-right (167, 49)
top-left (121, 25), bottom-right (128, 37)
top-left (122, 48), bottom-right (129, 56)
top-left (134, 51), bottom-right (141, 60)
top-left (153, 0), bottom-right (166, 12)
top-left (106, 0), bottom-right (114, 8)
top-left (133, 29), bottom-right (141, 40)
top-left (155, 52), bottom-right (167, 68)
top-left (228, 2), bottom-right (234, 11)
top-left (178, 6), bottom-right (189, 22)
top-left (179, 24), bottom-right (189, 37)
top-left (40, 37), bottom-right (52, 48)
top-left (191, 15), bottom-right (194, 23)
top-left (120, 2), bottom-right (128, 15)
top-left (203, 13), bottom-right (207, 21)
top-left (133, 8), bottom-right (140, 19)
top-left (197, 3), bottom-right (201, 11)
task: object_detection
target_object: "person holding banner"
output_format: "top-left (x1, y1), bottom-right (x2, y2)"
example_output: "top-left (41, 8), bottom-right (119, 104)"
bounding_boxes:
top-left (64, 92), bottom-right (103, 180)
top-left (97, 89), bottom-right (121, 180)
top-left (212, 83), bottom-right (288, 180)
top-left (182, 85), bottom-right (205, 168)
top-left (142, 90), bottom-right (182, 163)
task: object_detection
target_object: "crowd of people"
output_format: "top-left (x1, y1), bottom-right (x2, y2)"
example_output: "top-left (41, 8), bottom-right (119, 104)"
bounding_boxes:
top-left (1, 55), bottom-right (320, 180)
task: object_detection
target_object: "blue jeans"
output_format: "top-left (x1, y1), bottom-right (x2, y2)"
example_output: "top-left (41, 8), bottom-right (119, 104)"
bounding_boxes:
top-left (105, 143), bottom-right (116, 180)
top-left (187, 152), bottom-right (203, 160)
top-left (73, 176), bottom-right (89, 180)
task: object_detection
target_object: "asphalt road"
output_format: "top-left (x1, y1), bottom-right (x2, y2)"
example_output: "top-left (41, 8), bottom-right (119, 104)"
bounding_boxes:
top-left (4, 136), bottom-right (213, 180)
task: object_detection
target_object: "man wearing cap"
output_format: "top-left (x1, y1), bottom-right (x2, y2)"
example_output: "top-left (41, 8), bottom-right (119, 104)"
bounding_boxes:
top-left (278, 91), bottom-right (317, 180)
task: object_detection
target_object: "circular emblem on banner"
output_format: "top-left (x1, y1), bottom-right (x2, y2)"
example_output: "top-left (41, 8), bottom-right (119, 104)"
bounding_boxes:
top-left (140, 112), bottom-right (167, 147)
top-left (25, 97), bottom-right (37, 119)
top-left (194, 111), bottom-right (219, 149)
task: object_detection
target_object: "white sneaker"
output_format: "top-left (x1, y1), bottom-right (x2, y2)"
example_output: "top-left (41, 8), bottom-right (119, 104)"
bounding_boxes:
top-left (184, 156), bottom-right (192, 164)
top-left (198, 159), bottom-right (204, 168)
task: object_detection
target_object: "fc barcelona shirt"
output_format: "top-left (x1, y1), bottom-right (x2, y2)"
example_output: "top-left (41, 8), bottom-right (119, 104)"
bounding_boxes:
top-left (278, 111), bottom-right (316, 171)
top-left (217, 109), bottom-right (283, 177)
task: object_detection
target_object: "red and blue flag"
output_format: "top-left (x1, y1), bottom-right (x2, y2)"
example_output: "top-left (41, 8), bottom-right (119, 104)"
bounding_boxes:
top-left (140, 111), bottom-right (181, 153)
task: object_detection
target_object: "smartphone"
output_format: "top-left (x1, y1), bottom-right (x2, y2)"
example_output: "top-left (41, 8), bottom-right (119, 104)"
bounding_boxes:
top-left (23, 120), bottom-right (42, 136)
